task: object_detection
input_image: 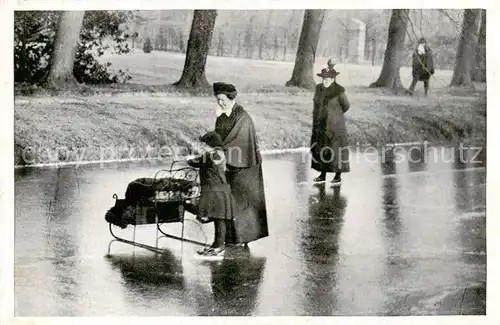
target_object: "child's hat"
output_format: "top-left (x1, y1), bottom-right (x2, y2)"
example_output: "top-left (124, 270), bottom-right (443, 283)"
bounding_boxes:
top-left (199, 131), bottom-right (223, 148)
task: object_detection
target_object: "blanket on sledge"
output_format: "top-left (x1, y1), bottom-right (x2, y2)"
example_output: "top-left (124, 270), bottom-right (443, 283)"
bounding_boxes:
top-left (105, 177), bottom-right (199, 228)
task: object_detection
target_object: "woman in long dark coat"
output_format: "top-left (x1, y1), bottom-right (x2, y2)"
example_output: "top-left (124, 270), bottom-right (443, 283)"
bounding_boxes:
top-left (212, 82), bottom-right (269, 246)
top-left (408, 37), bottom-right (435, 96)
top-left (311, 68), bottom-right (350, 185)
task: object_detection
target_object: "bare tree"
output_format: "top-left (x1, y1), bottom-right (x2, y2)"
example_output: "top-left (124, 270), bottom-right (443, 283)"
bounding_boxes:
top-left (152, 11), bottom-right (162, 50)
top-left (160, 27), bottom-right (167, 50)
top-left (283, 29), bottom-right (288, 61)
top-left (371, 38), bottom-right (376, 66)
top-left (174, 10), bottom-right (217, 89)
top-left (228, 33), bottom-right (233, 55)
top-left (47, 11), bottom-right (85, 89)
top-left (336, 17), bottom-right (350, 61)
top-left (179, 29), bottom-right (185, 52)
top-left (259, 11), bottom-right (273, 60)
top-left (169, 27), bottom-right (177, 51)
top-left (236, 31), bottom-right (242, 57)
top-left (369, 9), bottom-right (409, 90)
top-left (258, 34), bottom-right (265, 59)
top-left (450, 9), bottom-right (481, 87)
top-left (473, 9), bottom-right (486, 82)
top-left (364, 10), bottom-right (390, 64)
top-left (286, 10), bottom-right (325, 90)
top-left (245, 16), bottom-right (255, 59)
top-left (129, 11), bottom-right (147, 50)
top-left (289, 11), bottom-right (303, 58)
top-left (218, 31), bottom-right (225, 56)
top-left (274, 33), bottom-right (279, 60)
top-left (283, 11), bottom-right (300, 61)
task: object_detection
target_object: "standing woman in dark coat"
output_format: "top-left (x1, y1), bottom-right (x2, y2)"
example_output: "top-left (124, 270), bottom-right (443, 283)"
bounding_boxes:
top-left (408, 37), bottom-right (435, 96)
top-left (212, 82), bottom-right (269, 246)
top-left (311, 68), bottom-right (350, 185)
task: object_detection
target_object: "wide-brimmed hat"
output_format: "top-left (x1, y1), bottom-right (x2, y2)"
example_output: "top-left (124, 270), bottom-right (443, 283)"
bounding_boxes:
top-left (213, 82), bottom-right (237, 98)
top-left (199, 131), bottom-right (223, 148)
top-left (317, 68), bottom-right (339, 78)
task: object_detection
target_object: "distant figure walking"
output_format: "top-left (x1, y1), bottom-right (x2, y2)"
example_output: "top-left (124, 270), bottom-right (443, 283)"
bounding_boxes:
top-left (408, 37), bottom-right (435, 96)
top-left (310, 67), bottom-right (351, 186)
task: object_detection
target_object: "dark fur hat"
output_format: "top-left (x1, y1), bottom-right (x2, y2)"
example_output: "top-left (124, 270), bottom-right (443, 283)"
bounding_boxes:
top-left (199, 131), bottom-right (223, 148)
top-left (213, 82), bottom-right (237, 99)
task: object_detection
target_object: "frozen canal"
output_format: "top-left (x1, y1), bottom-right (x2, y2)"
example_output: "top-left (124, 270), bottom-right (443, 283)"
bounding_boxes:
top-left (14, 146), bottom-right (486, 316)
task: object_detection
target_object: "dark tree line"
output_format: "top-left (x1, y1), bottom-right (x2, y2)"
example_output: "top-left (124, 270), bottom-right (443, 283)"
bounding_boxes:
top-left (32, 8), bottom-right (486, 91)
top-left (152, 27), bottom-right (185, 52)
top-left (146, 17), bottom-right (302, 62)
top-left (138, 10), bottom-right (464, 70)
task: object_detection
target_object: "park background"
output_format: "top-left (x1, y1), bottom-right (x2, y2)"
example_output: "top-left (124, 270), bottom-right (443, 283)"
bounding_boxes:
top-left (13, 9), bottom-right (486, 166)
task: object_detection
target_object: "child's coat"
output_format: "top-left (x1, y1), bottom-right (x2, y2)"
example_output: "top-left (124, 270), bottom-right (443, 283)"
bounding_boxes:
top-left (187, 149), bottom-right (234, 221)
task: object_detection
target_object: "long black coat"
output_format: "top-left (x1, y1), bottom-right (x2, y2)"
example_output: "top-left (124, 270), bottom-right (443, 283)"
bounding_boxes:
top-left (412, 46), bottom-right (435, 81)
top-left (215, 104), bottom-right (269, 244)
top-left (310, 82), bottom-right (350, 173)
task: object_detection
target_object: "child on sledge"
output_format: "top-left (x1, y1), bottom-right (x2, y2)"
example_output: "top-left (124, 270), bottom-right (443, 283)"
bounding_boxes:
top-left (187, 131), bottom-right (234, 259)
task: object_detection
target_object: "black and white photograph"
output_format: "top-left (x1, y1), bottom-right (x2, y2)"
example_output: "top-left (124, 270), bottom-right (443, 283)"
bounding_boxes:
top-left (1, 0), bottom-right (498, 322)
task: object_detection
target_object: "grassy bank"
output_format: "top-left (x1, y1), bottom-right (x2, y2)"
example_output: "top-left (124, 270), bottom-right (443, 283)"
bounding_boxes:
top-left (14, 51), bottom-right (486, 166)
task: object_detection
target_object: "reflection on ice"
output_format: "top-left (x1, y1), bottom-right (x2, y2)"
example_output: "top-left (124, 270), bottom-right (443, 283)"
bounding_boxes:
top-left (14, 146), bottom-right (486, 316)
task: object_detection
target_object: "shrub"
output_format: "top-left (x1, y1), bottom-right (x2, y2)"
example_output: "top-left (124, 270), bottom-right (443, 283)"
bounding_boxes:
top-left (14, 10), bottom-right (134, 86)
top-left (143, 37), bottom-right (153, 53)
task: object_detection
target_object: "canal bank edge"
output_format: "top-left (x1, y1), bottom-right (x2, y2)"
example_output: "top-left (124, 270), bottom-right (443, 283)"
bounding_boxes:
top-left (14, 92), bottom-right (486, 168)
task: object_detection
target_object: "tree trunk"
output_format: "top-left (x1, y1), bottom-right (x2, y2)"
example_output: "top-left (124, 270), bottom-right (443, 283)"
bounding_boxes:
top-left (283, 30), bottom-right (288, 61)
top-left (283, 11), bottom-right (297, 62)
top-left (450, 9), bottom-right (481, 88)
top-left (245, 17), bottom-right (254, 59)
top-left (260, 11), bottom-right (272, 60)
top-left (179, 30), bottom-right (185, 52)
top-left (286, 9), bottom-right (325, 90)
top-left (371, 38), bottom-right (376, 66)
top-left (47, 11), bottom-right (85, 89)
top-left (18, 28), bottom-right (28, 82)
top-left (369, 9), bottom-right (409, 90)
top-left (289, 10), bottom-right (302, 51)
top-left (173, 10), bottom-right (217, 89)
top-left (236, 32), bottom-right (242, 57)
top-left (274, 33), bottom-right (279, 60)
top-left (259, 34), bottom-right (264, 59)
top-left (473, 9), bottom-right (486, 82)
top-left (218, 32), bottom-right (225, 57)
